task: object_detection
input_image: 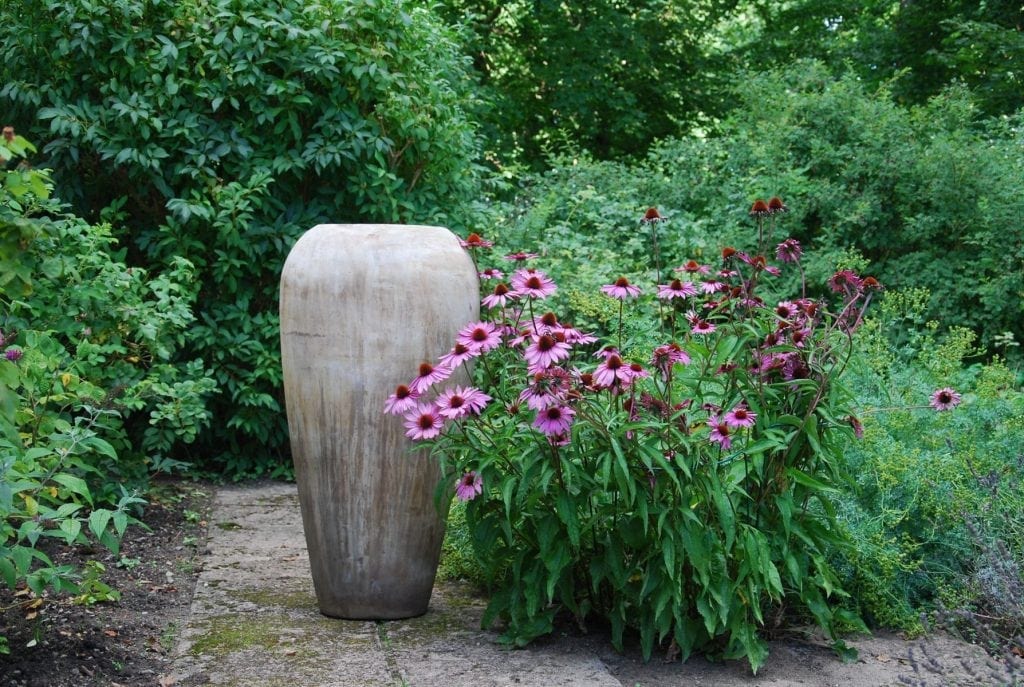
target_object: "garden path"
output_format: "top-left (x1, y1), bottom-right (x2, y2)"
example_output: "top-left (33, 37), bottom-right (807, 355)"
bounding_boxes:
top-left (169, 483), bottom-right (998, 686)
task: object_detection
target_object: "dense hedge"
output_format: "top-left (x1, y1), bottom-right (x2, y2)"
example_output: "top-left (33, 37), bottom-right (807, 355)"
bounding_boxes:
top-left (1, 0), bottom-right (483, 476)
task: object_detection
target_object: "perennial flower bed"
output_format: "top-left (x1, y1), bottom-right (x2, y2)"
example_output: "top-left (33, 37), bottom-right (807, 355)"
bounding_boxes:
top-left (384, 203), bottom-right (880, 671)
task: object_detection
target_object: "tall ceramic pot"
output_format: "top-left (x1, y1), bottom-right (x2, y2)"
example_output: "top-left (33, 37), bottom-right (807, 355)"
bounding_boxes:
top-left (279, 224), bottom-right (478, 619)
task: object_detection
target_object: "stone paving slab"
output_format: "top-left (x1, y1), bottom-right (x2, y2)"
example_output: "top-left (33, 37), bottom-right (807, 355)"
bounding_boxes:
top-left (170, 483), bottom-right (1002, 687)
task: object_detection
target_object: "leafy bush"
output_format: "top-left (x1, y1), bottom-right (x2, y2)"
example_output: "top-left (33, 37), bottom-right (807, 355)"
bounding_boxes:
top-left (836, 290), bottom-right (1024, 635)
top-left (1, 0), bottom-right (483, 476)
top-left (0, 130), bottom-right (213, 650)
top-left (388, 209), bottom-right (872, 671)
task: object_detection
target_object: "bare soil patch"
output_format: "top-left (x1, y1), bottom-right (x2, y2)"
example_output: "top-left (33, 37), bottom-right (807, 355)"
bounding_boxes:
top-left (0, 479), bottom-right (212, 687)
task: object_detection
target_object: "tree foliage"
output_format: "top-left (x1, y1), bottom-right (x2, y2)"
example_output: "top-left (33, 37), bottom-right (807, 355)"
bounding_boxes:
top-left (1, 0), bottom-right (483, 476)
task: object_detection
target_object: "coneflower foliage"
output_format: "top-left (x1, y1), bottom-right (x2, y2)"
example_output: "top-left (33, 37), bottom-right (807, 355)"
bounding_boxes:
top-left (384, 200), bottom-right (960, 672)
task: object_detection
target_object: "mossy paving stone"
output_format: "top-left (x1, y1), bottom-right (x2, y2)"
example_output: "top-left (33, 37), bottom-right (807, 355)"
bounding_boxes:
top-left (172, 482), bottom-right (1005, 687)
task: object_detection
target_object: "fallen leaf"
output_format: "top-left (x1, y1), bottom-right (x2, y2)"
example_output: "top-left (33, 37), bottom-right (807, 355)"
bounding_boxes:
top-left (25, 611), bottom-right (38, 621)
top-left (158, 675), bottom-right (177, 687)
top-left (876, 653), bottom-right (891, 663)
top-left (25, 598), bottom-right (43, 609)
top-left (1011, 646), bottom-right (1024, 658)
top-left (283, 649), bottom-right (297, 656)
top-left (103, 629), bottom-right (118, 637)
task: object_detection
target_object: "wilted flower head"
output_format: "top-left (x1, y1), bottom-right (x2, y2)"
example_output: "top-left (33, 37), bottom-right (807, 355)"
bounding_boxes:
top-left (640, 207), bottom-right (665, 224)
top-left (767, 196), bottom-right (788, 214)
top-left (776, 238), bottom-right (802, 263)
top-left (460, 232), bottom-right (494, 249)
top-left (2, 126), bottom-right (13, 143)
top-left (749, 199), bottom-right (770, 217)
top-left (929, 387), bottom-right (962, 412)
top-left (504, 251), bottom-right (539, 262)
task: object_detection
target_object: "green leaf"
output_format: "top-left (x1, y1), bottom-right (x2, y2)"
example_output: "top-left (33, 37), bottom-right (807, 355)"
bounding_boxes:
top-left (89, 509), bottom-right (112, 541)
top-left (785, 467), bottom-right (838, 493)
top-left (52, 474), bottom-right (93, 506)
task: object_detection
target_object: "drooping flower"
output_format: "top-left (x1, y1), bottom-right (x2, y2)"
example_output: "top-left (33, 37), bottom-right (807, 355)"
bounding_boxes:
top-left (691, 319), bottom-right (716, 335)
top-left (767, 196), bottom-right (788, 214)
top-left (384, 384), bottom-right (421, 415)
top-left (827, 270), bottom-right (863, 295)
top-left (503, 251), bottom-right (539, 262)
top-left (455, 471), bottom-right (483, 501)
top-left (601, 277), bottom-right (642, 300)
top-left (459, 233), bottom-right (494, 249)
top-left (403, 403), bottom-right (445, 440)
top-left (593, 353), bottom-right (631, 387)
top-left (708, 417), bottom-right (733, 449)
top-left (723, 404), bottom-right (757, 428)
top-left (533, 404), bottom-right (576, 436)
top-left (557, 323), bottom-right (597, 345)
top-left (511, 268), bottom-right (557, 299)
top-left (675, 259), bottom-right (711, 275)
top-left (929, 387), bottom-right (962, 411)
top-left (438, 341), bottom-right (479, 369)
top-left (409, 361), bottom-right (452, 394)
top-left (519, 368), bottom-right (571, 410)
top-left (479, 267), bottom-right (504, 280)
top-left (847, 415), bottom-right (864, 439)
top-left (651, 343), bottom-right (690, 379)
top-left (749, 199), bottom-right (770, 217)
top-left (481, 282), bottom-right (518, 309)
top-left (640, 207), bottom-right (665, 224)
top-left (776, 238), bottom-right (802, 263)
top-left (457, 321), bottom-right (502, 353)
top-left (657, 279), bottom-right (698, 300)
top-left (436, 386), bottom-right (492, 419)
top-left (524, 334), bottom-right (571, 371)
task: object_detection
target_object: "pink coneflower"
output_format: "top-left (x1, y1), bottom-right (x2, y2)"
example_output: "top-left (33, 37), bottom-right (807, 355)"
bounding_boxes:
top-left (459, 232), bottom-right (494, 249)
top-left (436, 386), bottom-right (491, 419)
top-left (557, 323), bottom-right (597, 345)
top-left (409, 361), bottom-right (452, 393)
top-left (790, 328), bottom-right (811, 348)
top-left (455, 472), bottom-right (483, 501)
top-left (776, 238), bottom-right (802, 263)
top-left (519, 368), bottom-right (571, 410)
top-left (481, 282), bottom-right (519, 309)
top-left (930, 387), bottom-right (962, 411)
top-left (723, 404), bottom-right (757, 428)
top-left (627, 362), bottom-right (649, 380)
top-left (651, 343), bottom-right (690, 379)
top-left (384, 384), bottom-right (421, 415)
top-left (827, 270), bottom-right (863, 294)
top-left (457, 321), bottom-right (502, 353)
top-left (504, 251), bottom-right (539, 262)
top-left (691, 319), bottom-right (716, 335)
top-left (512, 268), bottom-right (557, 299)
top-left (657, 279), bottom-right (698, 300)
top-left (701, 280), bottom-right (727, 294)
top-left (439, 341), bottom-right (479, 368)
top-left (593, 353), bottom-right (631, 387)
top-left (708, 417), bottom-right (732, 449)
top-left (676, 260), bottom-right (711, 275)
top-left (479, 267), bottom-right (504, 280)
top-left (601, 277), bottom-right (642, 300)
top-left (403, 403), bottom-right (445, 441)
top-left (775, 301), bottom-right (798, 320)
top-left (524, 334), bottom-right (571, 371)
top-left (533, 404), bottom-right (576, 436)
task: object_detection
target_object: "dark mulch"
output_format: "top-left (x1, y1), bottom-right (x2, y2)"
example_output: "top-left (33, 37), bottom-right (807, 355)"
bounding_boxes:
top-left (0, 479), bottom-right (213, 687)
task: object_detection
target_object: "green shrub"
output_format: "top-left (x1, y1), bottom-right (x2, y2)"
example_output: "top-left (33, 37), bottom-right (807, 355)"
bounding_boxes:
top-left (836, 291), bottom-right (1024, 632)
top-left (0, 131), bottom-right (212, 649)
top-left (1, 0), bottom-right (483, 476)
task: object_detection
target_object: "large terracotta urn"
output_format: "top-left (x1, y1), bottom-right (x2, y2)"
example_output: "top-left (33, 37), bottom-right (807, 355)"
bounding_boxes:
top-left (279, 224), bottom-right (478, 619)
